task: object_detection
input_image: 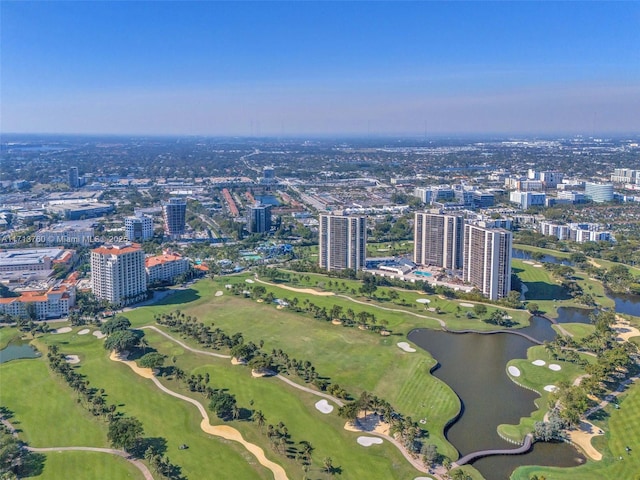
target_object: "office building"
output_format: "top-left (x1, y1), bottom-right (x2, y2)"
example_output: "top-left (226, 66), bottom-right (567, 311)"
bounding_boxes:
top-left (319, 214), bottom-right (367, 272)
top-left (510, 191), bottom-right (546, 210)
top-left (162, 198), bottom-right (187, 237)
top-left (585, 183), bottom-right (614, 203)
top-left (68, 167), bottom-right (79, 188)
top-left (91, 243), bottom-right (147, 306)
top-left (125, 213), bottom-right (154, 242)
top-left (247, 203), bottom-right (272, 233)
top-left (611, 168), bottom-right (640, 184)
top-left (463, 225), bottom-right (512, 300)
top-left (414, 213), bottom-right (464, 269)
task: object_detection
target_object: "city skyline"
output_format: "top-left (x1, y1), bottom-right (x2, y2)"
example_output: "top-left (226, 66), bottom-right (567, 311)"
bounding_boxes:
top-left (2, 1), bottom-right (639, 136)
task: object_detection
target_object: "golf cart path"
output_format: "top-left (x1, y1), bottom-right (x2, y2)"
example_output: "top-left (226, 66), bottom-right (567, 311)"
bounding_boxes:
top-left (0, 417), bottom-right (154, 480)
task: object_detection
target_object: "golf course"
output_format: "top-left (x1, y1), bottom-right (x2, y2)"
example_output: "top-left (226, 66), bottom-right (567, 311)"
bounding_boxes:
top-left (2, 247), bottom-right (640, 480)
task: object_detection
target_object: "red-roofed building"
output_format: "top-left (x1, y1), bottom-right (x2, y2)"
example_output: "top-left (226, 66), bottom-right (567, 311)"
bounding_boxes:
top-left (91, 243), bottom-right (147, 306)
top-left (145, 251), bottom-right (189, 284)
top-left (0, 284), bottom-right (74, 320)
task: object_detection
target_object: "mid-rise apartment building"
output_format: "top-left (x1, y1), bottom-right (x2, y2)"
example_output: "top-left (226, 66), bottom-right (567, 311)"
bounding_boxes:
top-left (91, 243), bottom-right (147, 306)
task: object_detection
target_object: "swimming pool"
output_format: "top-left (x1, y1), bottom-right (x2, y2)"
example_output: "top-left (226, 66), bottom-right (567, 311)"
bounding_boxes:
top-left (414, 270), bottom-right (432, 277)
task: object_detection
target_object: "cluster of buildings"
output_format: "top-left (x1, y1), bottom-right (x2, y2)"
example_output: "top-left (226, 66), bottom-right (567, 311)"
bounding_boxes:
top-left (90, 243), bottom-right (190, 307)
top-left (413, 185), bottom-right (495, 209)
top-left (317, 212), bottom-right (512, 301)
top-left (539, 221), bottom-right (612, 243)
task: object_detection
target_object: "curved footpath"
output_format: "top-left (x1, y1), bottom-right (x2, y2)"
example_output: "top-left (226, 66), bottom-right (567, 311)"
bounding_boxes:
top-left (0, 417), bottom-right (154, 480)
top-left (110, 351), bottom-right (289, 480)
top-left (140, 326), bottom-right (231, 359)
top-left (453, 434), bottom-right (534, 467)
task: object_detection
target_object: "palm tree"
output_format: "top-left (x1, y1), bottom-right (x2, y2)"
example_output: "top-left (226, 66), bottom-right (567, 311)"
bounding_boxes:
top-left (253, 410), bottom-right (266, 431)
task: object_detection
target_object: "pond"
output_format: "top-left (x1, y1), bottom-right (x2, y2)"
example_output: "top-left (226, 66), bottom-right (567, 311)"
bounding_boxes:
top-left (408, 317), bottom-right (585, 480)
top-left (0, 340), bottom-right (41, 363)
top-left (609, 291), bottom-right (640, 318)
top-left (512, 248), bottom-right (573, 266)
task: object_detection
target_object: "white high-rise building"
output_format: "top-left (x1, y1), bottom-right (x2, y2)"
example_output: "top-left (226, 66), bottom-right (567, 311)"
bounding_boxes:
top-left (125, 213), bottom-right (154, 242)
top-left (414, 213), bottom-right (464, 269)
top-left (319, 214), bottom-right (367, 272)
top-left (463, 225), bottom-right (512, 300)
top-left (91, 243), bottom-right (147, 306)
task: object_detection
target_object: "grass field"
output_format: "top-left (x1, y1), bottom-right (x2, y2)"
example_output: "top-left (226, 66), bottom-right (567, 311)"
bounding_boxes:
top-left (127, 280), bottom-right (462, 460)
top-left (34, 451), bottom-right (143, 480)
top-left (4, 256), bottom-right (638, 480)
top-left (511, 380), bottom-right (640, 480)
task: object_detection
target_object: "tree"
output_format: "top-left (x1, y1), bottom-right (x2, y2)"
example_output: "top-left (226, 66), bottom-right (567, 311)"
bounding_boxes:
top-left (421, 443), bottom-right (439, 467)
top-left (323, 457), bottom-right (334, 474)
top-left (103, 329), bottom-right (140, 353)
top-left (252, 410), bottom-right (266, 431)
top-left (138, 352), bottom-right (166, 369)
top-left (107, 416), bottom-right (144, 452)
top-left (473, 304), bottom-right (487, 316)
top-left (527, 303), bottom-right (540, 314)
top-left (101, 316), bottom-right (131, 335)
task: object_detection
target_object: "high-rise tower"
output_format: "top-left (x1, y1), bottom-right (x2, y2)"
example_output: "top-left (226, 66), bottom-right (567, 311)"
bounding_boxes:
top-left (162, 198), bottom-right (187, 238)
top-left (319, 214), bottom-right (367, 272)
top-left (414, 213), bottom-right (464, 269)
top-left (462, 225), bottom-right (512, 300)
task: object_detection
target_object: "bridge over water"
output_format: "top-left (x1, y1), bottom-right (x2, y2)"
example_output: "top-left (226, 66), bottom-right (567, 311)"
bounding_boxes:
top-left (453, 434), bottom-right (534, 466)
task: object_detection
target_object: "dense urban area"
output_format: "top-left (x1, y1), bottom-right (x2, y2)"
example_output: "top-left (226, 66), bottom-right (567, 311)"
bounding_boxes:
top-left (2, 134), bottom-right (640, 480)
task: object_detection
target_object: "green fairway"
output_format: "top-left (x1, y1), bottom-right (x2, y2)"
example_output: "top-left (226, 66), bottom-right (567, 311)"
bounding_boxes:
top-left (128, 282), bottom-right (463, 460)
top-left (27, 328), bottom-right (277, 480)
top-left (511, 380), bottom-right (640, 480)
top-left (142, 327), bottom-right (424, 479)
top-left (34, 450), bottom-right (142, 480)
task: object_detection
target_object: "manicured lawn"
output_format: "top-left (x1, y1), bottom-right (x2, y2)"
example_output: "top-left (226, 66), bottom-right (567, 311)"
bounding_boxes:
top-left (143, 327), bottom-right (423, 479)
top-left (32, 329), bottom-right (276, 480)
top-left (0, 325), bottom-right (22, 349)
top-left (127, 280), bottom-right (463, 460)
top-left (36, 451), bottom-right (142, 480)
top-left (511, 380), bottom-right (640, 480)
top-left (499, 345), bottom-right (593, 442)
top-left (552, 323), bottom-right (595, 340)
top-left (0, 357), bottom-right (109, 447)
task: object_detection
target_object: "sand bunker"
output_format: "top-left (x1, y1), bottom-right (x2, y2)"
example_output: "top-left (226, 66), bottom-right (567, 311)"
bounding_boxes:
top-left (508, 366), bottom-right (521, 377)
top-left (566, 420), bottom-right (604, 461)
top-left (523, 260), bottom-right (535, 265)
top-left (65, 355), bottom-right (80, 364)
top-left (357, 436), bottom-right (383, 447)
top-left (613, 319), bottom-right (640, 342)
top-left (331, 319), bottom-right (343, 325)
top-left (262, 282), bottom-right (335, 297)
top-left (549, 364), bottom-right (562, 371)
top-left (544, 385), bottom-right (559, 392)
top-left (92, 330), bottom-right (106, 339)
top-left (533, 264), bottom-right (543, 268)
top-left (397, 342), bottom-right (416, 353)
top-left (315, 400), bottom-right (334, 414)
top-left (215, 291), bottom-right (223, 297)
top-left (532, 359), bottom-right (546, 366)
top-left (245, 279), bottom-right (255, 283)
top-left (78, 328), bottom-right (90, 335)
top-left (51, 327), bottom-right (72, 334)
top-left (416, 298), bottom-right (431, 304)
top-left (459, 302), bottom-right (474, 307)
top-left (225, 284), bottom-right (233, 289)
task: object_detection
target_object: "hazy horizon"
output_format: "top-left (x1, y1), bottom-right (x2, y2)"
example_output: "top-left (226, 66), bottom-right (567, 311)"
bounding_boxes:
top-left (2, 2), bottom-right (639, 136)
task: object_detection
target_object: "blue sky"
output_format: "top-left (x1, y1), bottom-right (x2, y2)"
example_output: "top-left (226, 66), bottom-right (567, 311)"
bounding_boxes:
top-left (2, 1), bottom-right (639, 136)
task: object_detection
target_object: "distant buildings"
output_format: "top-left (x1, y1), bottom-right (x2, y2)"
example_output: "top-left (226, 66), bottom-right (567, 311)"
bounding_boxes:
top-left (68, 167), bottom-right (79, 189)
top-left (36, 221), bottom-right (96, 246)
top-left (47, 202), bottom-right (114, 220)
top-left (539, 221), bottom-right (612, 243)
top-left (90, 243), bottom-right (147, 306)
top-left (319, 214), bottom-right (367, 272)
top-left (463, 225), bottom-right (512, 300)
top-left (162, 198), bottom-right (187, 238)
top-left (510, 191), bottom-right (546, 210)
top-left (413, 213), bottom-right (464, 269)
top-left (247, 203), bottom-right (272, 234)
top-left (125, 213), bottom-right (154, 242)
top-left (584, 183), bottom-right (614, 203)
top-left (611, 168), bottom-right (640, 185)
top-left (0, 247), bottom-right (75, 284)
top-left (145, 251), bottom-right (189, 284)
